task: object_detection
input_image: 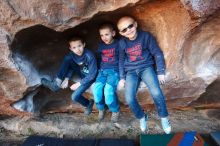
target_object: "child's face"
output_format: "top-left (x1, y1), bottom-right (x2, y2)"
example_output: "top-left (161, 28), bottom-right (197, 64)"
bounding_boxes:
top-left (117, 17), bottom-right (138, 40)
top-left (69, 40), bottom-right (85, 56)
top-left (99, 28), bottom-right (115, 44)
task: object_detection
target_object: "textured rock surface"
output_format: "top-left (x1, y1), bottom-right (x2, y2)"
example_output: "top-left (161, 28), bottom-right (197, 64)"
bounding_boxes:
top-left (0, 0), bottom-right (220, 115)
top-left (181, 0), bottom-right (220, 18)
top-left (183, 10), bottom-right (220, 80)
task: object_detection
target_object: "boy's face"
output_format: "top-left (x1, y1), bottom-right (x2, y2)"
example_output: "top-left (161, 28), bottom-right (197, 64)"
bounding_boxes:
top-left (99, 28), bottom-right (115, 44)
top-left (69, 40), bottom-right (85, 56)
top-left (117, 17), bottom-right (138, 40)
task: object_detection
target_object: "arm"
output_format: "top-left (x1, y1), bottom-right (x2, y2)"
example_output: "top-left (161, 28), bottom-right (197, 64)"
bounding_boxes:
top-left (61, 77), bottom-right (69, 89)
top-left (147, 33), bottom-right (166, 75)
top-left (119, 39), bottom-right (126, 80)
top-left (118, 39), bottom-right (126, 88)
top-left (57, 54), bottom-right (72, 80)
top-left (80, 53), bottom-right (97, 85)
top-left (96, 47), bottom-right (102, 69)
top-left (66, 69), bottom-right (73, 79)
top-left (61, 61), bottom-right (77, 89)
top-left (147, 33), bottom-right (166, 84)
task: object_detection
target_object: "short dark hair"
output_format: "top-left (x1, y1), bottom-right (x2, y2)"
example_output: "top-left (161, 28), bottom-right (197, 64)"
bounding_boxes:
top-left (68, 35), bottom-right (85, 44)
top-left (98, 22), bottom-right (115, 31)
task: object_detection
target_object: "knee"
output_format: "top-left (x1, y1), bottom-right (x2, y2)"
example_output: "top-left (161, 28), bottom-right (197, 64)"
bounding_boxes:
top-left (71, 92), bottom-right (81, 102)
top-left (93, 82), bottom-right (104, 96)
top-left (104, 84), bottom-right (114, 98)
top-left (125, 84), bottom-right (137, 105)
top-left (150, 88), bottom-right (162, 98)
top-left (71, 93), bottom-right (78, 102)
top-left (104, 84), bottom-right (115, 105)
top-left (125, 95), bottom-right (135, 105)
top-left (93, 82), bottom-right (103, 91)
top-left (125, 91), bottom-right (135, 105)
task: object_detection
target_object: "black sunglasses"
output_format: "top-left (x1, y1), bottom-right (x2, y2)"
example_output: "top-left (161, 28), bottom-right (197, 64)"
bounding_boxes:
top-left (120, 23), bottom-right (134, 33)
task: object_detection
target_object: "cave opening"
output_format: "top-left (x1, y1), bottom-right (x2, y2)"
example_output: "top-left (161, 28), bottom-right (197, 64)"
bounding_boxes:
top-left (10, 7), bottom-right (133, 114)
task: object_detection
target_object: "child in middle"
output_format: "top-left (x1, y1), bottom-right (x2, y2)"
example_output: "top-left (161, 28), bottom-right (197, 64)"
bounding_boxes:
top-left (92, 23), bottom-right (120, 122)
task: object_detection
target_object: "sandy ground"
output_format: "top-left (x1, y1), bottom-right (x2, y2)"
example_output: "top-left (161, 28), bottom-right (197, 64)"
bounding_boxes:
top-left (0, 109), bottom-right (220, 146)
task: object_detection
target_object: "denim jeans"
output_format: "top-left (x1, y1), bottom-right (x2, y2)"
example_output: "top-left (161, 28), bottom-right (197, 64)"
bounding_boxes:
top-left (125, 66), bottom-right (168, 119)
top-left (92, 69), bottom-right (120, 112)
top-left (71, 81), bottom-right (93, 107)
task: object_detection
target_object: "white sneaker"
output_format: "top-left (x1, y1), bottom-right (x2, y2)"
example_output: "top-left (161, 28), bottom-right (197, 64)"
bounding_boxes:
top-left (140, 114), bottom-right (148, 132)
top-left (161, 117), bottom-right (171, 134)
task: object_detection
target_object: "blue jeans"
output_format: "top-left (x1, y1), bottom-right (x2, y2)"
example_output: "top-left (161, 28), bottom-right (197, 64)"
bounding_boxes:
top-left (92, 69), bottom-right (120, 112)
top-left (71, 81), bottom-right (93, 107)
top-left (125, 66), bottom-right (168, 119)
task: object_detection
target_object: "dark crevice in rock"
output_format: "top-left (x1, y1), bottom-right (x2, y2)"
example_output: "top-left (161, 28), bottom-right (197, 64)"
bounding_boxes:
top-left (11, 25), bottom-right (69, 85)
top-left (11, 84), bottom-right (75, 115)
top-left (190, 77), bottom-right (220, 107)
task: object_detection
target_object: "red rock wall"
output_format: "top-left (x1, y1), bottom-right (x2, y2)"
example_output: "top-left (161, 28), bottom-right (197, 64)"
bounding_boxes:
top-left (0, 0), bottom-right (220, 115)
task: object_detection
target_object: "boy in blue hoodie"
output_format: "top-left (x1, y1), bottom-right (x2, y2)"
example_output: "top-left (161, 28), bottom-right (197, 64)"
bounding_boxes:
top-left (41, 36), bottom-right (97, 116)
top-left (117, 16), bottom-right (171, 133)
top-left (92, 23), bottom-right (120, 122)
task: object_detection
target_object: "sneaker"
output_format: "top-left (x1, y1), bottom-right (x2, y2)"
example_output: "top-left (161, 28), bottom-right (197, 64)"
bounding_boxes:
top-left (41, 78), bottom-right (60, 92)
top-left (111, 111), bottom-right (120, 122)
top-left (84, 99), bottom-right (94, 115)
top-left (98, 109), bottom-right (105, 121)
top-left (140, 114), bottom-right (148, 132)
top-left (161, 117), bottom-right (171, 134)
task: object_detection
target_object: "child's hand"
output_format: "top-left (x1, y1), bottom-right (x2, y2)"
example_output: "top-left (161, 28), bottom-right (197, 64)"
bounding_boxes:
top-left (70, 82), bottom-right (81, 91)
top-left (118, 79), bottom-right (125, 89)
top-left (158, 75), bottom-right (166, 85)
top-left (61, 78), bottom-right (69, 89)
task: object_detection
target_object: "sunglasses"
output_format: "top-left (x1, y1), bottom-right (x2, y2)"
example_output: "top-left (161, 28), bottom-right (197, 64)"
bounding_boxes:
top-left (120, 23), bottom-right (134, 33)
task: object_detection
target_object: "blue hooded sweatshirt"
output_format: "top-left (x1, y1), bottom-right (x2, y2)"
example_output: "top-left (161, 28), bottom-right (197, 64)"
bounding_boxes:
top-left (119, 30), bottom-right (166, 79)
top-left (65, 49), bottom-right (97, 85)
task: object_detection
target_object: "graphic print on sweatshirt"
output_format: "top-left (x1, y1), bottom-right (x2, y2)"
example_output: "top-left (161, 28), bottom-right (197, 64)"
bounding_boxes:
top-left (101, 48), bottom-right (115, 63)
top-left (78, 62), bottom-right (89, 74)
top-left (126, 43), bottom-right (144, 62)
